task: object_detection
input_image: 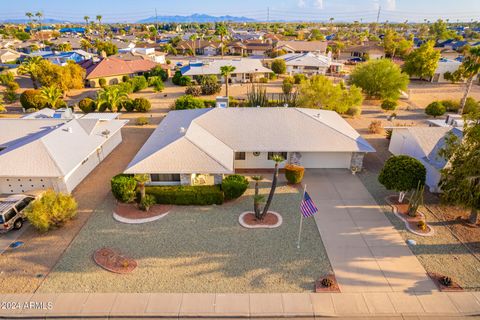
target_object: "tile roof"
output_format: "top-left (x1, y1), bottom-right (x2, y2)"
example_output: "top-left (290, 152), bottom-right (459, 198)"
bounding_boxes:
top-left (181, 59), bottom-right (272, 76)
top-left (81, 57), bottom-right (157, 79)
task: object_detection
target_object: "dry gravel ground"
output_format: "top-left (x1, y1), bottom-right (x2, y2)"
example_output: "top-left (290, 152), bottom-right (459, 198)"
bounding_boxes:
top-left (37, 180), bottom-right (332, 293)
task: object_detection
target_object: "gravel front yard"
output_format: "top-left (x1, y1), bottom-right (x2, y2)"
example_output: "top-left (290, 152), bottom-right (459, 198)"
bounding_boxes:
top-left (38, 180), bottom-right (332, 293)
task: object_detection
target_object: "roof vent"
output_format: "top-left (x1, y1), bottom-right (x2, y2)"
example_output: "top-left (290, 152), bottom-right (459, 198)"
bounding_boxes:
top-left (314, 113), bottom-right (321, 118)
top-left (65, 127), bottom-right (73, 133)
top-left (179, 127), bottom-right (186, 133)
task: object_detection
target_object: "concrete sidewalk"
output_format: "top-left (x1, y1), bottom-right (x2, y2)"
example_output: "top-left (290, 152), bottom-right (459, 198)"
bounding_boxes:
top-left (0, 291), bottom-right (479, 318)
top-left (303, 169), bottom-right (437, 293)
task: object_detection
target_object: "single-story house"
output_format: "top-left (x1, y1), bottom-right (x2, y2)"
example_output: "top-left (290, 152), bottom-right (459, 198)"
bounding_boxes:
top-left (30, 50), bottom-right (93, 66)
top-left (0, 114), bottom-right (128, 194)
top-left (176, 40), bottom-right (222, 56)
top-left (431, 58), bottom-right (462, 83)
top-left (275, 41), bottom-right (328, 54)
top-left (226, 41), bottom-right (272, 56)
top-left (278, 52), bottom-right (343, 75)
top-left (79, 57), bottom-right (158, 87)
top-left (181, 59), bottom-right (272, 83)
top-left (125, 107), bottom-right (375, 186)
top-left (341, 42), bottom-right (385, 60)
top-left (0, 49), bottom-right (23, 63)
top-left (388, 126), bottom-right (463, 193)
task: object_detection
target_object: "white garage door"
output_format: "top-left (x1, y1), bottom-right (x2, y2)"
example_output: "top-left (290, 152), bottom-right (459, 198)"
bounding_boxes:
top-left (299, 152), bottom-right (352, 169)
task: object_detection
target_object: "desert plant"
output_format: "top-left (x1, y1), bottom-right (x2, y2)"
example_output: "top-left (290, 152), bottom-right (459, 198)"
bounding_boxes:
top-left (222, 175), bottom-right (249, 200)
top-left (440, 276), bottom-right (453, 287)
top-left (271, 59), bottom-right (287, 74)
top-left (259, 77), bottom-right (268, 83)
top-left (133, 97), bottom-right (151, 112)
top-left (417, 220), bottom-right (427, 231)
top-left (129, 76), bottom-right (148, 92)
top-left (185, 85), bottom-right (202, 96)
top-left (174, 95), bottom-right (205, 110)
top-left (425, 101), bottom-right (446, 118)
top-left (407, 182), bottom-right (424, 217)
top-left (321, 278), bottom-right (334, 287)
top-left (24, 190), bottom-right (78, 232)
top-left (284, 164), bottom-right (305, 184)
top-left (111, 174), bottom-right (137, 203)
top-left (78, 97), bottom-right (96, 113)
top-left (200, 75), bottom-right (221, 95)
top-left (463, 97), bottom-right (479, 114)
top-left (441, 99), bottom-right (460, 112)
top-left (368, 120), bottom-right (383, 134)
top-left (247, 84), bottom-right (268, 108)
top-left (96, 86), bottom-right (128, 112)
top-left (346, 105), bottom-right (362, 117)
top-left (19, 89), bottom-right (46, 110)
top-left (294, 74), bottom-right (307, 84)
top-left (40, 85), bottom-right (64, 109)
top-left (134, 174), bottom-right (150, 201)
top-left (254, 154), bottom-right (284, 220)
top-left (220, 65), bottom-right (236, 97)
top-left (381, 99), bottom-right (398, 111)
top-left (139, 194), bottom-right (156, 211)
top-left (98, 78), bottom-right (107, 87)
top-left (136, 116), bottom-right (149, 126)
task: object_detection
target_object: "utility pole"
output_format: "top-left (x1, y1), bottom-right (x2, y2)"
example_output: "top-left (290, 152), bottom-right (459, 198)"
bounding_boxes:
top-left (376, 5), bottom-right (381, 24)
top-left (267, 7), bottom-right (270, 23)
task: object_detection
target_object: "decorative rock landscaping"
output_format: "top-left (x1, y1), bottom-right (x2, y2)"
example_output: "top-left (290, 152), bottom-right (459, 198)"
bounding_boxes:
top-left (113, 202), bottom-right (171, 224)
top-left (386, 195), bottom-right (434, 237)
top-left (238, 211), bottom-right (283, 229)
top-left (428, 272), bottom-right (463, 292)
top-left (93, 247), bottom-right (137, 274)
top-left (314, 274), bottom-right (340, 293)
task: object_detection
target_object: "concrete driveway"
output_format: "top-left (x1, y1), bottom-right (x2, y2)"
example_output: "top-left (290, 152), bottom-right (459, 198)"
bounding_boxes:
top-left (303, 169), bottom-right (437, 293)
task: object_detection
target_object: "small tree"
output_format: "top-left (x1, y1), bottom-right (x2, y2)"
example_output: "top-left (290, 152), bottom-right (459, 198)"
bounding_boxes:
top-left (134, 174), bottom-right (150, 202)
top-left (425, 101), bottom-right (446, 118)
top-left (40, 85), bottom-right (63, 109)
top-left (271, 59), bottom-right (287, 74)
top-left (350, 59), bottom-right (409, 100)
top-left (381, 99), bottom-right (398, 111)
top-left (378, 155), bottom-right (426, 202)
top-left (25, 190), bottom-right (78, 232)
top-left (440, 113), bottom-right (480, 224)
top-left (402, 41), bottom-right (440, 80)
top-left (174, 95), bottom-right (205, 110)
top-left (220, 65), bottom-right (236, 98)
top-left (133, 98), bottom-right (151, 112)
top-left (200, 75), bottom-right (221, 95)
top-left (254, 155), bottom-right (285, 220)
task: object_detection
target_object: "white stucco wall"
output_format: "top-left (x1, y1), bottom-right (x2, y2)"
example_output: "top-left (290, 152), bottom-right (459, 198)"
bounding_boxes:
top-left (0, 177), bottom-right (61, 194)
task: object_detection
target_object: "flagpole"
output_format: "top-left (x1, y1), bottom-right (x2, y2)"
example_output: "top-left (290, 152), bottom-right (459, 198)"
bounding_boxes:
top-left (297, 184), bottom-right (307, 249)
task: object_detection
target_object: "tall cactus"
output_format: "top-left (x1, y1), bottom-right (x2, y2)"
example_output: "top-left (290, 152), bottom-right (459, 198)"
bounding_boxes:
top-left (408, 182), bottom-right (424, 217)
top-left (247, 84), bottom-right (268, 108)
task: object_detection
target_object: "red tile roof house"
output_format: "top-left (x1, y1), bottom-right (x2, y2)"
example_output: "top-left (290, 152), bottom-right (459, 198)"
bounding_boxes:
top-left (79, 57), bottom-right (159, 88)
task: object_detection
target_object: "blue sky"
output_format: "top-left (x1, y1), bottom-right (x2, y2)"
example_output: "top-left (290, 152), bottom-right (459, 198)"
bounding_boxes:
top-left (1, 0), bottom-right (479, 22)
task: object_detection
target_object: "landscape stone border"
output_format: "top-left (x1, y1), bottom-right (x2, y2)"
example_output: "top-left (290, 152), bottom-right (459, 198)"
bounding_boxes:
top-left (113, 211), bottom-right (169, 224)
top-left (238, 211), bottom-right (283, 229)
top-left (385, 196), bottom-right (435, 237)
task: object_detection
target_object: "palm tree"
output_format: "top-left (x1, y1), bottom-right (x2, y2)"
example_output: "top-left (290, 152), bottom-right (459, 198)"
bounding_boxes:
top-left (25, 12), bottom-right (33, 33)
top-left (84, 15), bottom-right (90, 25)
top-left (35, 11), bottom-right (43, 41)
top-left (251, 176), bottom-right (264, 220)
top-left (215, 24), bottom-right (228, 57)
top-left (18, 56), bottom-right (43, 89)
top-left (252, 155), bottom-right (285, 221)
top-left (96, 15), bottom-right (103, 38)
top-left (40, 85), bottom-right (63, 108)
top-left (220, 65), bottom-right (236, 98)
top-left (458, 47), bottom-right (480, 114)
top-left (189, 34), bottom-right (197, 56)
top-left (80, 39), bottom-right (93, 51)
top-left (96, 86), bottom-right (128, 112)
top-left (134, 174), bottom-right (150, 201)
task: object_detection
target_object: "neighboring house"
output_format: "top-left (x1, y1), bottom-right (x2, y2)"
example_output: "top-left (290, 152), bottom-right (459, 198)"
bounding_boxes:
top-left (79, 57), bottom-right (158, 87)
top-left (176, 40), bottom-right (222, 56)
top-left (278, 52), bottom-right (343, 75)
top-left (125, 108), bottom-right (374, 186)
top-left (342, 42), bottom-right (385, 60)
top-left (275, 41), bottom-right (328, 54)
top-left (431, 58), bottom-right (462, 83)
top-left (0, 49), bottom-right (23, 63)
top-left (231, 31), bottom-right (265, 42)
top-left (227, 41), bottom-right (272, 56)
top-left (113, 49), bottom-right (167, 64)
top-left (30, 50), bottom-right (93, 66)
top-left (180, 59), bottom-right (272, 83)
top-left (388, 126), bottom-right (463, 193)
top-left (50, 37), bottom-right (84, 50)
top-left (0, 114), bottom-right (127, 194)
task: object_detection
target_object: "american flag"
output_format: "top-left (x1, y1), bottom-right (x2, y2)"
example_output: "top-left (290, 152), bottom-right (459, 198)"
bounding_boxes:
top-left (300, 191), bottom-right (318, 218)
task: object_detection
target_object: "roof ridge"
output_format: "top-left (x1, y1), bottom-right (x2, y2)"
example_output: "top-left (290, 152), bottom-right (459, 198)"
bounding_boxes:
top-left (38, 136), bottom-right (66, 176)
top-left (294, 108), bottom-right (374, 151)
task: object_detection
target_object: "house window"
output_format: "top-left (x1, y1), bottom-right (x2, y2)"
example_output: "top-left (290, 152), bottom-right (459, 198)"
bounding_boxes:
top-left (235, 152), bottom-right (246, 160)
top-left (150, 174), bottom-right (181, 182)
top-left (268, 152), bottom-right (288, 160)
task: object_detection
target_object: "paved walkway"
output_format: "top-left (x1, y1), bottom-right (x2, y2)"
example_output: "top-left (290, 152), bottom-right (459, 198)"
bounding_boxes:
top-left (0, 291), bottom-right (479, 318)
top-left (303, 169), bottom-right (437, 293)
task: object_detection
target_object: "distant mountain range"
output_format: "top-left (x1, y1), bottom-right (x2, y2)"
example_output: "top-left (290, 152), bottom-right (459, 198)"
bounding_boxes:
top-left (0, 18), bottom-right (68, 24)
top-left (138, 14), bottom-right (257, 23)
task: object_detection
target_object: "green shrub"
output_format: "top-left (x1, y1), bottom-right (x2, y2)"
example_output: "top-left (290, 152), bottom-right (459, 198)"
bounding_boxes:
top-left (172, 70), bottom-right (182, 85)
top-left (378, 155), bottom-right (426, 193)
top-left (149, 65), bottom-right (168, 81)
top-left (19, 89), bottom-right (46, 110)
top-left (174, 95), bottom-right (205, 110)
top-left (139, 194), bottom-right (156, 211)
top-left (24, 190), bottom-right (77, 233)
top-left (284, 164), bottom-right (305, 184)
top-left (203, 99), bottom-right (216, 107)
top-left (178, 75), bottom-right (191, 86)
top-left (133, 97), bottom-right (151, 112)
top-left (271, 59), bottom-right (287, 74)
top-left (463, 97), bottom-right (479, 114)
top-left (185, 85), bottom-right (202, 96)
top-left (120, 99), bottom-right (135, 112)
top-left (425, 101), bottom-right (446, 118)
top-left (98, 78), bottom-right (107, 87)
top-left (221, 175), bottom-right (249, 200)
top-left (441, 99), bottom-right (460, 112)
top-left (259, 77), bottom-right (268, 83)
top-left (122, 75), bottom-right (130, 82)
top-left (130, 76), bottom-right (148, 92)
top-left (200, 75), bottom-right (221, 95)
top-left (0, 71), bottom-right (14, 85)
top-left (111, 174), bottom-right (137, 203)
top-left (117, 81), bottom-right (134, 94)
top-left (346, 105), bottom-right (362, 117)
top-left (381, 99), bottom-right (398, 111)
top-left (294, 74), bottom-right (307, 84)
top-left (151, 77), bottom-right (165, 92)
top-left (146, 185), bottom-right (224, 205)
top-left (78, 97), bottom-right (96, 113)
top-left (136, 116), bottom-right (149, 126)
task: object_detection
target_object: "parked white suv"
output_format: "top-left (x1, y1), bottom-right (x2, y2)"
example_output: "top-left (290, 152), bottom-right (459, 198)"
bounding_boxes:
top-left (0, 195), bottom-right (35, 232)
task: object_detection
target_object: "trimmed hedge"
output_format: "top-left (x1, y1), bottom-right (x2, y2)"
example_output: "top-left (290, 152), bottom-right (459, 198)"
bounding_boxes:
top-left (284, 164), bottom-right (305, 184)
top-left (133, 97), bottom-right (151, 112)
top-left (222, 175), bottom-right (249, 200)
top-left (111, 174), bottom-right (136, 203)
top-left (20, 89), bottom-right (46, 110)
top-left (146, 185), bottom-right (224, 205)
top-left (78, 97), bottom-right (96, 113)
